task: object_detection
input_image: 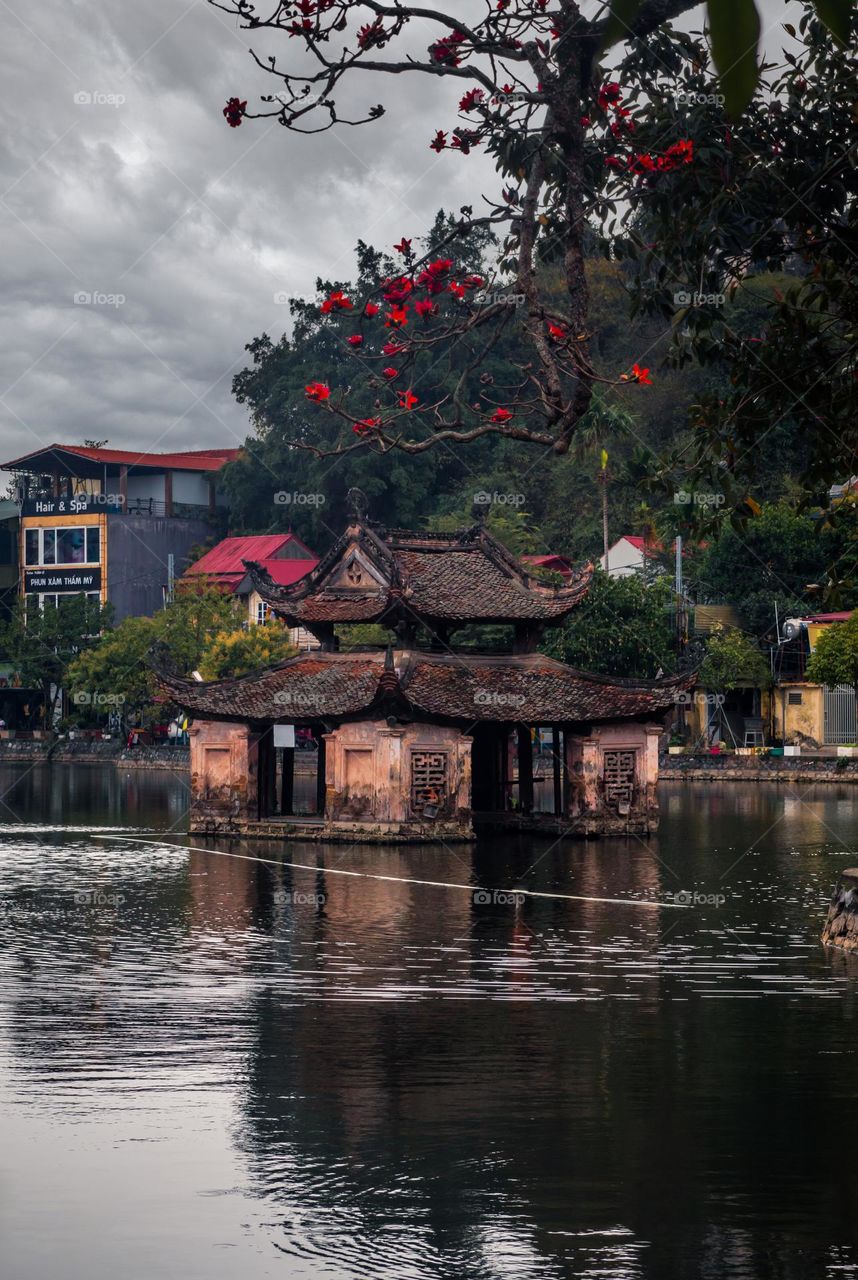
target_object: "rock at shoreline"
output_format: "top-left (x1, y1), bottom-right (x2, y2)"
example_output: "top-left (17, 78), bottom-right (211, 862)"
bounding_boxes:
top-left (822, 869), bottom-right (858, 952)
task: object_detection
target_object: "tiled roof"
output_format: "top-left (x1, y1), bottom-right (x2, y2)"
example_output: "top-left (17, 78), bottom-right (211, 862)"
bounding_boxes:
top-left (156, 649), bottom-right (693, 725)
top-left (251, 521), bottom-right (592, 628)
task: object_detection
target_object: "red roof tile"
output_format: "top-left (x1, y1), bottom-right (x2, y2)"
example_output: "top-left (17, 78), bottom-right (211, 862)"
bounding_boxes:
top-left (0, 444), bottom-right (240, 473)
top-left (186, 534), bottom-right (313, 578)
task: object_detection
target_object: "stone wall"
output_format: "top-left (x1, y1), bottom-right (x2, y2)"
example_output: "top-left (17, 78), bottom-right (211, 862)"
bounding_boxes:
top-left (325, 720), bottom-right (473, 837)
top-left (662, 753), bottom-right (858, 784)
top-left (565, 722), bottom-right (661, 832)
top-left (0, 739), bottom-right (188, 769)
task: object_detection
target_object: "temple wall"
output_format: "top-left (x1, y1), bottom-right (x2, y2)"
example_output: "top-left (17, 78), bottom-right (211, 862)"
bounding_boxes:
top-left (325, 720), bottom-right (472, 829)
top-left (189, 720), bottom-right (258, 823)
top-left (565, 722), bottom-right (662, 832)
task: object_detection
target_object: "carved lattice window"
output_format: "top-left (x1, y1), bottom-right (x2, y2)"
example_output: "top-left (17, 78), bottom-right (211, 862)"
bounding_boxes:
top-left (410, 750), bottom-right (448, 813)
top-left (603, 750), bottom-right (636, 806)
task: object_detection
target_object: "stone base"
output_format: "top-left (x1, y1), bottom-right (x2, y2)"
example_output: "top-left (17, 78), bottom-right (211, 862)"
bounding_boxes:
top-left (475, 809), bottom-right (660, 838)
top-left (189, 809), bottom-right (658, 843)
top-left (189, 815), bottom-right (476, 843)
top-left (822, 869), bottom-right (858, 952)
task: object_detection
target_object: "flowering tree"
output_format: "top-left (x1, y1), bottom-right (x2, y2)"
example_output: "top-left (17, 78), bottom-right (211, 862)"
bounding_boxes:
top-left (209, 1), bottom-right (855, 476)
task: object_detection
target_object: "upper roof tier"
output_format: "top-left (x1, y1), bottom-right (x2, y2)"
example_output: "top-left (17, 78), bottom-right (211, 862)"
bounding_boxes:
top-left (246, 494), bottom-right (592, 634)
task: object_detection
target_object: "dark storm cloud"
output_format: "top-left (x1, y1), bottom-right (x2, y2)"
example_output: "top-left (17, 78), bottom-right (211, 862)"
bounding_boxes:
top-left (0, 0), bottom-right (796, 474)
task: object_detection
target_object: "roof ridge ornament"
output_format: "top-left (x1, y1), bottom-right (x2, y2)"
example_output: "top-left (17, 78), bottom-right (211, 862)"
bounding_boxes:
top-left (347, 487), bottom-right (369, 522)
top-left (470, 495), bottom-right (489, 526)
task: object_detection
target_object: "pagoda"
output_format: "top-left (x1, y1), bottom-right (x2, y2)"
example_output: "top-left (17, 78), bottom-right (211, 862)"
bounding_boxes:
top-left (158, 491), bottom-right (692, 842)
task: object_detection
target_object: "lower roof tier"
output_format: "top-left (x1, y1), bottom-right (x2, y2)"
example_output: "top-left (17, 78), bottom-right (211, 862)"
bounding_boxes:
top-left (157, 649), bottom-right (694, 726)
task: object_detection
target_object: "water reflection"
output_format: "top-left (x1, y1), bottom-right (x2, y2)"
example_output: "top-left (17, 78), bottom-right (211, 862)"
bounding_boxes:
top-left (1, 769), bottom-right (858, 1278)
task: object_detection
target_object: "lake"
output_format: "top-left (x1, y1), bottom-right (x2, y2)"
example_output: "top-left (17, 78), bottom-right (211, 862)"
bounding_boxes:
top-left (0, 764), bottom-right (857, 1280)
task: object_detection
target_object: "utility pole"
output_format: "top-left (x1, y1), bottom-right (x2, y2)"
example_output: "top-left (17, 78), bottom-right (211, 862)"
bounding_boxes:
top-left (167, 553), bottom-right (175, 605)
top-left (599, 448), bottom-right (609, 576)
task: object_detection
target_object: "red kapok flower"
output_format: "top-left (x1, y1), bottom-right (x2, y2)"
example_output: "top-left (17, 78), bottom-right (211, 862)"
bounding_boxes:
top-left (354, 416), bottom-right (382, 433)
top-left (393, 238), bottom-right (412, 255)
top-left (414, 298), bottom-right (436, 319)
top-left (357, 18), bottom-right (387, 49)
top-left (491, 407), bottom-right (513, 423)
top-left (417, 258), bottom-right (454, 294)
top-left (382, 340), bottom-right (407, 356)
top-left (364, 302), bottom-right (380, 318)
top-left (347, 334), bottom-right (363, 346)
top-left (382, 276), bottom-right (413, 304)
top-left (428, 31), bottom-right (466, 66)
top-left (459, 88), bottom-right (485, 112)
top-left (399, 390), bottom-right (419, 410)
top-left (305, 382), bottom-right (330, 402)
top-left (451, 130), bottom-right (481, 154)
top-left (547, 322), bottom-right (567, 341)
top-left (597, 81), bottom-right (622, 111)
top-left (321, 289), bottom-right (353, 314)
top-left (631, 363), bottom-right (652, 385)
top-left (665, 138), bottom-right (694, 165)
top-left (430, 130), bottom-right (447, 153)
top-left (385, 306), bottom-right (409, 328)
top-left (382, 367), bottom-right (399, 379)
top-left (223, 97), bottom-right (247, 128)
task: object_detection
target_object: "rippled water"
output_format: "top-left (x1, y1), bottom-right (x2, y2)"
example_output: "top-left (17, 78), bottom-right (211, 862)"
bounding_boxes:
top-left (1, 765), bottom-right (858, 1279)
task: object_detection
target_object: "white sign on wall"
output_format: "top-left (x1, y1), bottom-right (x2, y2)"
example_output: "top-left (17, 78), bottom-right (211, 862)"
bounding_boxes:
top-left (273, 724), bottom-right (295, 749)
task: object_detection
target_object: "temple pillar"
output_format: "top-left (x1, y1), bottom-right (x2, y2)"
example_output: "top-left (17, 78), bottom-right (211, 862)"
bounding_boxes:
top-left (565, 733), bottom-right (600, 817)
top-left (551, 725), bottom-right (563, 816)
top-left (280, 743), bottom-right (294, 815)
top-left (315, 729), bottom-right (328, 815)
top-left (189, 720), bottom-right (257, 827)
top-left (517, 725), bottom-right (533, 815)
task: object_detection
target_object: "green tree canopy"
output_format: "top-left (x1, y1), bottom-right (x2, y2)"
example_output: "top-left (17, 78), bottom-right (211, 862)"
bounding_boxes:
top-left (698, 626), bottom-right (771, 692)
top-left (806, 613), bottom-right (858, 692)
top-left (1, 596), bottom-right (111, 725)
top-left (541, 570), bottom-right (676, 679)
top-left (198, 620), bottom-right (296, 681)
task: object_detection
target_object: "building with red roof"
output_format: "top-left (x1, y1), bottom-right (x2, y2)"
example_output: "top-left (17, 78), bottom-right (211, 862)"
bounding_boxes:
top-left (184, 533), bottom-right (320, 645)
top-left (0, 442), bottom-right (241, 621)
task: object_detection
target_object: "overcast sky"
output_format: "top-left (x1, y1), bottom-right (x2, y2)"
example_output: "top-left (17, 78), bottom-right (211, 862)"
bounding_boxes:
top-left (0, 0), bottom-right (794, 477)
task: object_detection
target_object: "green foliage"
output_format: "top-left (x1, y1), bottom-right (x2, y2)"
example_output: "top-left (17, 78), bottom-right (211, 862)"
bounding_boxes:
top-left (65, 615), bottom-right (159, 719)
top-left (698, 626), bottom-right (771, 691)
top-left (66, 583), bottom-right (240, 720)
top-left (601, 0), bottom-right (849, 114)
top-left (806, 613), bottom-right (858, 690)
top-left (198, 620), bottom-right (296, 680)
top-left (0, 596), bottom-right (111, 723)
top-left (689, 502), bottom-right (858, 637)
top-left (541, 570), bottom-right (676, 679)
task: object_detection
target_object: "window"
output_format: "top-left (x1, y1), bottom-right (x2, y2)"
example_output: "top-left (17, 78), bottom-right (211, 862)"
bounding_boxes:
top-left (410, 750), bottom-right (448, 814)
top-left (23, 526), bottom-right (101, 566)
top-left (603, 750), bottom-right (637, 807)
top-left (256, 600), bottom-right (270, 625)
top-left (788, 691), bottom-right (803, 706)
top-left (57, 527), bottom-right (85, 564)
top-left (31, 591), bottom-right (101, 611)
